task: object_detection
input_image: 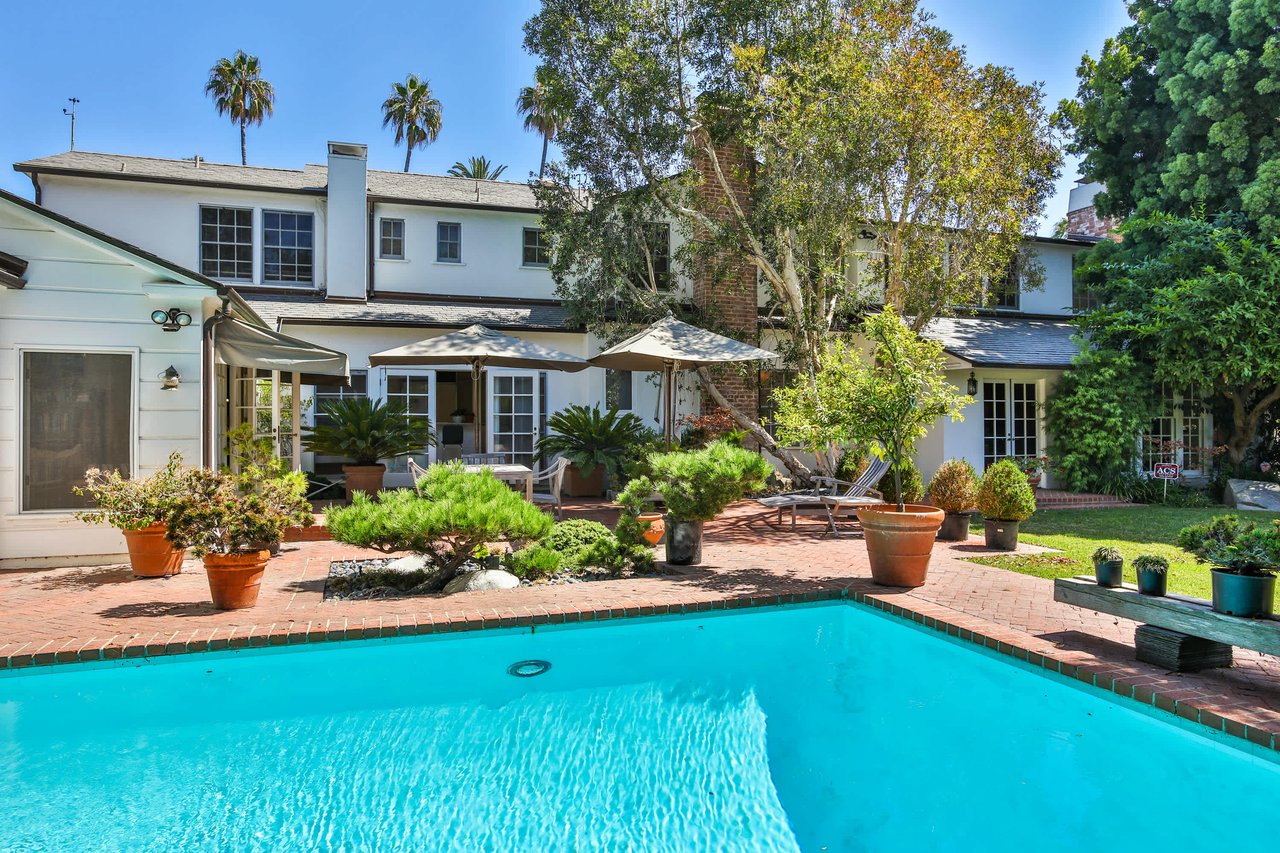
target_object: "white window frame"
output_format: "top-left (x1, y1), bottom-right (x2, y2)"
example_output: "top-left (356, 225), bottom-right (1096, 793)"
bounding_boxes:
top-left (981, 378), bottom-right (1040, 470)
top-left (487, 369), bottom-right (541, 468)
top-left (376, 368), bottom-right (436, 484)
top-left (1144, 384), bottom-right (1208, 475)
top-left (522, 227), bottom-right (550, 268)
top-left (380, 218), bottom-right (405, 260)
top-left (17, 345), bottom-right (139, 514)
top-left (437, 222), bottom-right (462, 263)
top-left (198, 205), bottom-right (254, 283)
top-left (261, 209), bottom-right (315, 285)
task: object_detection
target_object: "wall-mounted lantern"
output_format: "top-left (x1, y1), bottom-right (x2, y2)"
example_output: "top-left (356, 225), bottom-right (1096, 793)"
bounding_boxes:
top-left (967, 371), bottom-right (978, 396)
top-left (159, 365), bottom-right (182, 390)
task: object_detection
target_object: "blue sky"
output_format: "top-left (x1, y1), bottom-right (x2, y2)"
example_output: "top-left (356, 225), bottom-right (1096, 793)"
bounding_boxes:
top-left (0, 0), bottom-right (1131, 233)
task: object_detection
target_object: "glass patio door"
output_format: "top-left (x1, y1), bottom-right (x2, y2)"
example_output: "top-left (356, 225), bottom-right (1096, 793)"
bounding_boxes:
top-left (378, 368), bottom-right (435, 485)
top-left (487, 370), bottom-right (539, 467)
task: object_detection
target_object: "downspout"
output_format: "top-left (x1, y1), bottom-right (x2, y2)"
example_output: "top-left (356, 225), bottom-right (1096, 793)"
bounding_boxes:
top-left (366, 200), bottom-right (375, 299)
top-left (202, 297), bottom-right (230, 469)
top-left (27, 173), bottom-right (41, 206)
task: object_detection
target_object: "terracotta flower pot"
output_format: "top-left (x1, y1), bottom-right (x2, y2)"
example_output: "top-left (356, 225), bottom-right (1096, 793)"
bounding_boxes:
top-left (202, 550), bottom-right (270, 610)
top-left (121, 524), bottom-right (185, 577)
top-left (564, 464), bottom-right (606, 498)
top-left (342, 464), bottom-right (386, 500)
top-left (637, 512), bottom-right (665, 546)
top-left (855, 504), bottom-right (946, 588)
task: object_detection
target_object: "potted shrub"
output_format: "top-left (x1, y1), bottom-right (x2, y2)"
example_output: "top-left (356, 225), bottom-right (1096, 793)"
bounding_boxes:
top-left (619, 441), bottom-right (771, 565)
top-left (74, 452), bottom-right (192, 578)
top-left (1178, 515), bottom-right (1279, 618)
top-left (615, 471), bottom-right (665, 546)
top-left (929, 459), bottom-right (979, 541)
top-left (450, 407), bottom-right (467, 424)
top-left (166, 470), bottom-right (297, 609)
top-left (536, 404), bottom-right (652, 497)
top-left (302, 398), bottom-right (435, 499)
top-left (1133, 553), bottom-right (1169, 596)
top-left (976, 459), bottom-right (1036, 550)
top-left (225, 424), bottom-right (316, 553)
top-left (772, 308), bottom-right (971, 587)
top-left (1091, 546), bottom-right (1124, 588)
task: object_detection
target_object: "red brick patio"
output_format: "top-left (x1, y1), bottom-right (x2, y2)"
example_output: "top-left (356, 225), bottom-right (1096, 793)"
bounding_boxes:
top-left (1, 502), bottom-right (1277, 753)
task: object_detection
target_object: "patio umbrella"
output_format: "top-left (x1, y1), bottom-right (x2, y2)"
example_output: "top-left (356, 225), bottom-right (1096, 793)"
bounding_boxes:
top-left (590, 316), bottom-right (777, 442)
top-left (368, 324), bottom-right (590, 453)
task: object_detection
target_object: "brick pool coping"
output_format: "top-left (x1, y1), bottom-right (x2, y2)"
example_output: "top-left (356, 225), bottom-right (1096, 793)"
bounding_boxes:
top-left (2, 572), bottom-right (1275, 756)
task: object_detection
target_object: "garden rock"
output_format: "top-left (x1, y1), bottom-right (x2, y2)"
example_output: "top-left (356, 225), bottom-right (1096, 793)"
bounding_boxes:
top-left (442, 569), bottom-right (520, 593)
top-left (386, 554), bottom-right (432, 572)
top-left (1225, 479), bottom-right (1280, 512)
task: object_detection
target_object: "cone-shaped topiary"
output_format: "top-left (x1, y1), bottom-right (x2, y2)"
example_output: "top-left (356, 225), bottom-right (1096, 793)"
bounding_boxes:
top-left (976, 459), bottom-right (1036, 522)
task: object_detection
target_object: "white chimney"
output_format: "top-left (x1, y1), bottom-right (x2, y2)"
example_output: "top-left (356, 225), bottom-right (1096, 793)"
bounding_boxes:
top-left (325, 141), bottom-right (368, 301)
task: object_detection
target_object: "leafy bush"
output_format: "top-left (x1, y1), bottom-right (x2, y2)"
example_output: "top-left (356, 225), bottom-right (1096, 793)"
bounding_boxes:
top-left (1091, 546), bottom-right (1122, 564)
top-left (1176, 515), bottom-right (1250, 559)
top-left (579, 534), bottom-right (655, 574)
top-left (75, 451), bottom-right (192, 530)
top-left (536, 404), bottom-right (652, 486)
top-left (302, 397), bottom-right (434, 466)
top-left (542, 519), bottom-right (614, 566)
top-left (507, 545), bottom-right (562, 580)
top-left (1178, 514), bottom-right (1280, 576)
top-left (877, 459), bottom-right (924, 505)
top-left (834, 449), bottom-right (869, 484)
top-left (928, 459), bottom-right (979, 514)
top-left (166, 469), bottom-right (296, 556)
top-left (628, 441), bottom-right (772, 522)
top-left (224, 423), bottom-right (314, 530)
top-left (1133, 554), bottom-right (1169, 574)
top-left (976, 459), bottom-right (1036, 522)
top-left (326, 464), bottom-right (553, 584)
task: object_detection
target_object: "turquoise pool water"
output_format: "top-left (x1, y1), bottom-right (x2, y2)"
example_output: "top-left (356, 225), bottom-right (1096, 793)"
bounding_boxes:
top-left (1, 603), bottom-right (1276, 851)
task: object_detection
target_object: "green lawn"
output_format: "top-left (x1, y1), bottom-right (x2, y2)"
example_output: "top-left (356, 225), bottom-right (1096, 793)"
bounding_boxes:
top-left (966, 507), bottom-right (1280, 601)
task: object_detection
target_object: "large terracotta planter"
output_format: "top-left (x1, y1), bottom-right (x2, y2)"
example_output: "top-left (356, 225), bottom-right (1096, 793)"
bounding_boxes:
top-left (564, 464), bottom-right (606, 498)
top-left (202, 550), bottom-right (269, 610)
top-left (343, 464), bottom-right (386, 500)
top-left (856, 504), bottom-right (946, 588)
top-left (637, 512), bottom-right (665, 546)
top-left (121, 524), bottom-right (185, 578)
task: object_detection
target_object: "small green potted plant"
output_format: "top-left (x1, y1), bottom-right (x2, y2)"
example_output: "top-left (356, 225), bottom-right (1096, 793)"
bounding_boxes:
top-left (1091, 546), bottom-right (1125, 588)
top-left (929, 459), bottom-right (979, 541)
top-left (225, 424), bottom-right (315, 553)
top-left (619, 440), bottom-right (771, 565)
top-left (1178, 515), bottom-right (1279, 618)
top-left (536, 404), bottom-right (652, 497)
top-left (976, 459), bottom-right (1037, 550)
top-left (74, 452), bottom-right (192, 578)
top-left (1133, 554), bottom-right (1169, 596)
top-left (302, 398), bottom-right (435, 499)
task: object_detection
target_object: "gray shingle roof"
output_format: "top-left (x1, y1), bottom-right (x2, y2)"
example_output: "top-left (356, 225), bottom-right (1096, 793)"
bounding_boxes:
top-left (15, 151), bottom-right (539, 211)
top-left (241, 292), bottom-right (580, 332)
top-left (921, 315), bottom-right (1080, 369)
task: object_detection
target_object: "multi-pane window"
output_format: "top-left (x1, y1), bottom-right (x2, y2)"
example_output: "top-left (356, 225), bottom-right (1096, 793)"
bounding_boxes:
top-left (22, 351), bottom-right (132, 511)
top-left (380, 219), bottom-right (405, 259)
top-left (630, 222), bottom-right (671, 290)
top-left (522, 228), bottom-right (550, 267)
top-left (311, 371), bottom-right (369, 427)
top-left (1143, 384), bottom-right (1206, 472)
top-left (263, 211), bottom-right (314, 284)
top-left (492, 374), bottom-right (537, 467)
top-left (1071, 254), bottom-right (1100, 312)
top-left (758, 368), bottom-right (795, 436)
top-left (605, 369), bottom-right (633, 410)
top-left (988, 266), bottom-right (1020, 310)
top-left (982, 380), bottom-right (1038, 469)
top-left (384, 372), bottom-right (432, 473)
top-left (200, 206), bottom-right (253, 281)
top-left (437, 222), bottom-right (462, 262)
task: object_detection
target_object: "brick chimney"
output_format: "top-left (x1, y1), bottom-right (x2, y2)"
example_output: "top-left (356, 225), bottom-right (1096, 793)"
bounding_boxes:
top-left (1065, 180), bottom-right (1121, 241)
top-left (689, 134), bottom-right (759, 424)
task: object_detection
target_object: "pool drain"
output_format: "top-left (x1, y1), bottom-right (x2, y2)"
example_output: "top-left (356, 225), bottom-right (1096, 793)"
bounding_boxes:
top-left (507, 659), bottom-right (551, 678)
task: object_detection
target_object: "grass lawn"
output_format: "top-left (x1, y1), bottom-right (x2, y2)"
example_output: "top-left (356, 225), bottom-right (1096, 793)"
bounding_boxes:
top-left (966, 507), bottom-right (1280, 601)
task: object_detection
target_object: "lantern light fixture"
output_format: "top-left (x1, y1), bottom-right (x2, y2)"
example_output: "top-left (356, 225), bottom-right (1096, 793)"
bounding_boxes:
top-left (967, 371), bottom-right (978, 396)
top-left (151, 307), bottom-right (192, 332)
top-left (159, 365), bottom-right (182, 390)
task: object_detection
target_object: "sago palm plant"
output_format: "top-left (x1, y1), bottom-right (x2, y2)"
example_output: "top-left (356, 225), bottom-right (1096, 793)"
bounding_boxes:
top-left (536, 404), bottom-right (650, 485)
top-left (302, 398), bottom-right (435, 466)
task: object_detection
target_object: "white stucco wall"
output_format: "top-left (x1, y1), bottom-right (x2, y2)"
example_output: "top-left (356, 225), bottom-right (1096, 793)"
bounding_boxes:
top-left (1018, 242), bottom-right (1079, 316)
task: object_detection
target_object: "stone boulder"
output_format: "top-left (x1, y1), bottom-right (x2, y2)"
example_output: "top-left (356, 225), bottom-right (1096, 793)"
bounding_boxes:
top-left (385, 554), bottom-right (431, 572)
top-left (1224, 478), bottom-right (1280, 512)
top-left (442, 569), bottom-right (521, 594)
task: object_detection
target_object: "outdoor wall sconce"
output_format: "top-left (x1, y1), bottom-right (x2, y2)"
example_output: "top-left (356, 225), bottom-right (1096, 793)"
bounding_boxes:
top-left (967, 371), bottom-right (978, 396)
top-left (151, 307), bottom-right (192, 331)
top-left (159, 365), bottom-right (182, 390)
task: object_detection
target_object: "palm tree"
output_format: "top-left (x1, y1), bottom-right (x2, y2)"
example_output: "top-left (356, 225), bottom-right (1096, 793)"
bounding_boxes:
top-left (446, 156), bottom-right (508, 181)
top-left (516, 75), bottom-right (566, 180)
top-left (381, 74), bottom-right (443, 173)
top-left (204, 50), bottom-right (275, 166)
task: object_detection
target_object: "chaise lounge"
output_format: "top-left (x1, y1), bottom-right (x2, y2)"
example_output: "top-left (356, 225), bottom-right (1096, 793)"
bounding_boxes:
top-left (755, 457), bottom-right (890, 535)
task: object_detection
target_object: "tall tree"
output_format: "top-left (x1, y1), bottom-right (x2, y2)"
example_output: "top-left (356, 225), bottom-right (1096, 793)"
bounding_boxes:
top-left (447, 156), bottom-right (509, 180)
top-left (525, 0), bottom-right (1059, 475)
top-left (204, 50), bottom-right (275, 166)
top-left (516, 70), bottom-right (569, 180)
top-left (381, 74), bottom-right (443, 173)
top-left (1058, 0), bottom-right (1280, 236)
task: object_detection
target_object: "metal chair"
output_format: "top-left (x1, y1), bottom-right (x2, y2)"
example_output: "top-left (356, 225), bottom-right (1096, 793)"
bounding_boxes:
top-left (530, 456), bottom-right (572, 517)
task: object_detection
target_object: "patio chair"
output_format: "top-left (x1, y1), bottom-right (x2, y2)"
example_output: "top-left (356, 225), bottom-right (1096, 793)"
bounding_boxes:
top-left (461, 452), bottom-right (511, 465)
top-left (529, 456), bottom-right (572, 518)
top-left (755, 456), bottom-right (890, 535)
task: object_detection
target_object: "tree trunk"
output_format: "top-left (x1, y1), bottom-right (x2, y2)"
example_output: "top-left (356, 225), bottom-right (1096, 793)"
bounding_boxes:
top-left (538, 134), bottom-right (549, 180)
top-left (240, 120), bottom-right (247, 166)
top-left (404, 145), bottom-right (412, 173)
top-left (695, 367), bottom-right (814, 484)
top-left (1227, 385), bottom-right (1280, 465)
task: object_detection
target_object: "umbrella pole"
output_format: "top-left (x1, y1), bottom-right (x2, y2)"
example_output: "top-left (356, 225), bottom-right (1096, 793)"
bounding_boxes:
top-left (472, 360), bottom-right (484, 454)
top-left (663, 362), bottom-right (675, 447)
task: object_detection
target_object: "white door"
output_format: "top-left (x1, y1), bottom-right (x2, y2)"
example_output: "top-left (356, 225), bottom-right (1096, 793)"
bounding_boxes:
top-left (981, 379), bottom-right (1039, 470)
top-left (378, 368), bottom-right (436, 486)
top-left (487, 370), bottom-right (540, 467)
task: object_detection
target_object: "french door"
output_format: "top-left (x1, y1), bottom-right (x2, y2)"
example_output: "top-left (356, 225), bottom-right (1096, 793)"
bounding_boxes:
top-left (982, 380), bottom-right (1038, 470)
top-left (378, 368), bottom-right (436, 484)
top-left (487, 370), bottom-right (540, 467)
top-left (229, 368), bottom-right (301, 470)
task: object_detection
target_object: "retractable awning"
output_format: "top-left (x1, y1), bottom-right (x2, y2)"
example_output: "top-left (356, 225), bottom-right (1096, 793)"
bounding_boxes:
top-left (215, 316), bottom-right (349, 385)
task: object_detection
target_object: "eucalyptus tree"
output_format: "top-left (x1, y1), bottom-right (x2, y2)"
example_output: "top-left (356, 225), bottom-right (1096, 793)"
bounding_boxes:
top-left (382, 74), bottom-right (443, 173)
top-left (204, 50), bottom-right (275, 165)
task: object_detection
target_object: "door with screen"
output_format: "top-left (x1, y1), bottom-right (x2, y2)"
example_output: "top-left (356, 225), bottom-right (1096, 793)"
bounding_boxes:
top-left (487, 371), bottom-right (539, 468)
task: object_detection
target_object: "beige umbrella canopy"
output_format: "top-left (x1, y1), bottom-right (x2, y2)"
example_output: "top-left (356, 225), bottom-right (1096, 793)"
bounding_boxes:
top-left (591, 316), bottom-right (777, 441)
top-left (369, 324), bottom-right (590, 452)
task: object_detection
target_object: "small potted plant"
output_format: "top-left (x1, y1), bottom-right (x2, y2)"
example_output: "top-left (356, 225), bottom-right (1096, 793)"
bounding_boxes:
top-left (1178, 515), bottom-right (1278, 618)
top-left (450, 407), bottom-right (468, 424)
top-left (929, 459), bottom-right (979, 541)
top-left (1133, 554), bottom-right (1169, 596)
top-left (74, 452), bottom-right (192, 578)
top-left (537, 404), bottom-right (653, 497)
top-left (302, 398), bottom-right (435, 499)
top-left (1091, 546), bottom-right (1125, 588)
top-left (225, 424), bottom-right (315, 553)
top-left (976, 459), bottom-right (1037, 550)
top-left (166, 469), bottom-right (296, 609)
top-left (619, 441), bottom-right (771, 565)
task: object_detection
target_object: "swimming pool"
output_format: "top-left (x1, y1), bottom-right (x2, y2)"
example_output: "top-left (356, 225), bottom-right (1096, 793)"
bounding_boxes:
top-left (1, 602), bottom-right (1276, 851)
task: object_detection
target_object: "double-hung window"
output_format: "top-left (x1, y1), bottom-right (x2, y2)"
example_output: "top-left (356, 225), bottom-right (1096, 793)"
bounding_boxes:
top-left (989, 266), bottom-right (1020, 311)
top-left (437, 222), bottom-right (462, 263)
top-left (380, 219), bottom-right (405, 259)
top-left (200, 206), bottom-right (253, 281)
top-left (263, 211), bottom-right (314, 284)
top-left (522, 228), bottom-right (550, 267)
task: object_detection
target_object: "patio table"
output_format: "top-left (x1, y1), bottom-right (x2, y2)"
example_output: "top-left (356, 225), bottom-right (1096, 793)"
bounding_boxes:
top-left (464, 463), bottom-right (533, 501)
